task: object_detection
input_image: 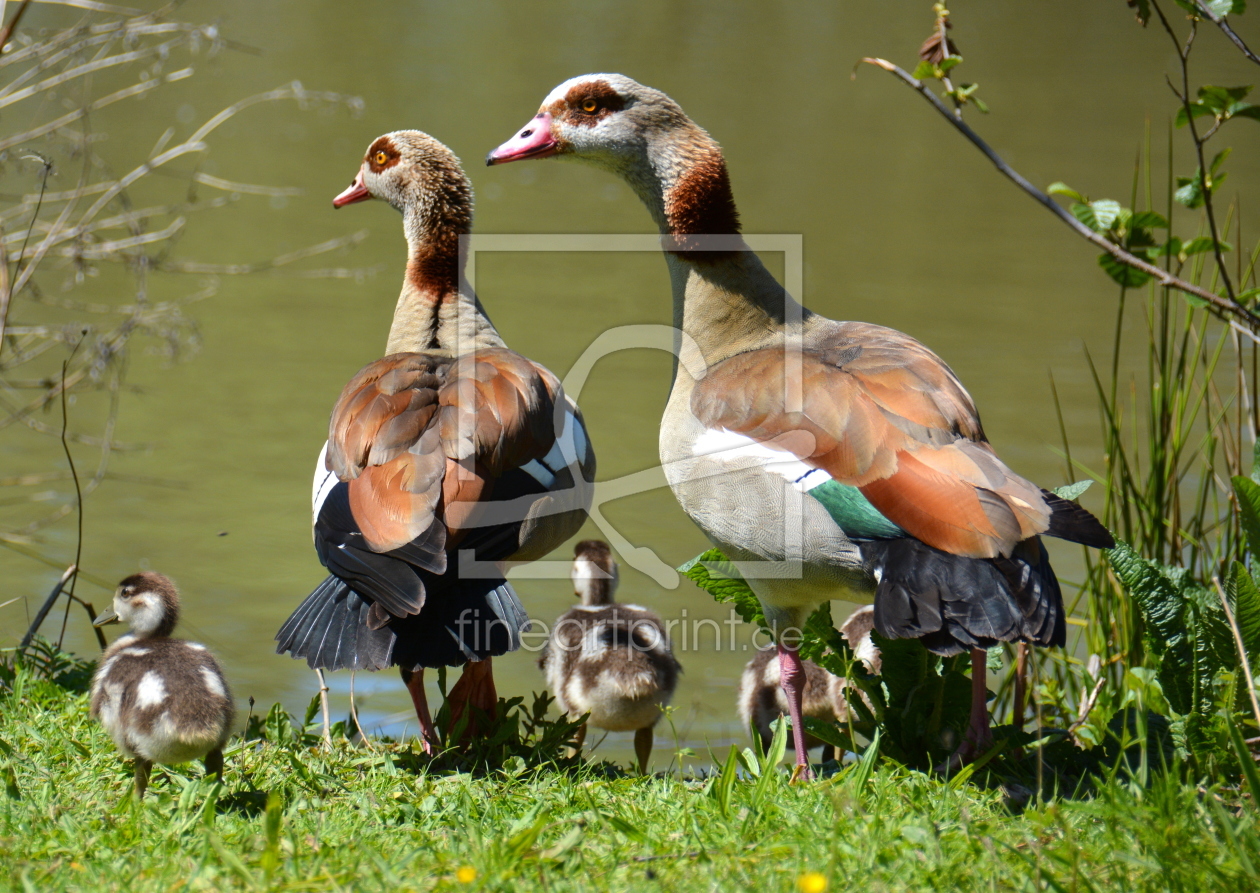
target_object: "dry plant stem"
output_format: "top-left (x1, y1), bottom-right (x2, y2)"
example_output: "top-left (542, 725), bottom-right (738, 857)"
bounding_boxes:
top-left (1152, 0), bottom-right (1237, 303)
top-left (1012, 642), bottom-right (1029, 731)
top-left (17, 563), bottom-right (76, 651)
top-left (859, 56), bottom-right (1257, 328)
top-left (1068, 676), bottom-right (1108, 745)
top-left (1213, 576), bottom-right (1260, 734)
top-left (0, 0), bottom-right (33, 53)
top-left (314, 668), bottom-right (332, 748)
top-left (1194, 0), bottom-right (1260, 65)
top-left (55, 355), bottom-right (84, 649)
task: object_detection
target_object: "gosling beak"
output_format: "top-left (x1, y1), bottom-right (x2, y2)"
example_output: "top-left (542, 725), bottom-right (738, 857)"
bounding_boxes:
top-left (333, 170), bottom-right (371, 208)
top-left (92, 607), bottom-right (119, 627)
top-left (486, 112), bottom-right (559, 165)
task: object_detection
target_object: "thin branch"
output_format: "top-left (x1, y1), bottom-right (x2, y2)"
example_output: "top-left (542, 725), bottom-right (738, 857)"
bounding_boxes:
top-left (0, 0), bottom-right (34, 54)
top-left (1195, 0), bottom-right (1260, 65)
top-left (17, 563), bottom-right (76, 651)
top-left (1152, 0), bottom-right (1237, 302)
top-left (858, 56), bottom-right (1257, 327)
top-left (0, 156), bottom-right (51, 359)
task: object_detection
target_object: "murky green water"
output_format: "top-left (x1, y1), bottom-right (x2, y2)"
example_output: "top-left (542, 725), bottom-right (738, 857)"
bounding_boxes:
top-left (4, 1), bottom-right (1258, 765)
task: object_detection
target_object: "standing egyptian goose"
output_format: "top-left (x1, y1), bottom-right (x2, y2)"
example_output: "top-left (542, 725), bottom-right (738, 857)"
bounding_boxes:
top-left (539, 539), bottom-right (681, 772)
top-left (737, 605), bottom-right (880, 761)
top-left (91, 572), bottom-right (234, 798)
top-left (487, 75), bottom-right (1113, 775)
top-left (275, 131), bottom-right (595, 751)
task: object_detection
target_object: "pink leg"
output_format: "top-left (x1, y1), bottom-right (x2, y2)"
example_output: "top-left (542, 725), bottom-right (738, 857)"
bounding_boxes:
top-left (777, 644), bottom-right (814, 781)
top-left (961, 647), bottom-right (995, 760)
top-left (401, 667), bottom-right (439, 754)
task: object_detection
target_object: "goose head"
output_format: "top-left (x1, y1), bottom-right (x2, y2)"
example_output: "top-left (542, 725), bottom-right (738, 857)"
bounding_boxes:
top-left (334, 130), bottom-right (473, 237)
top-left (94, 571), bottom-right (180, 639)
top-left (487, 74), bottom-right (739, 240)
top-left (571, 539), bottom-right (619, 607)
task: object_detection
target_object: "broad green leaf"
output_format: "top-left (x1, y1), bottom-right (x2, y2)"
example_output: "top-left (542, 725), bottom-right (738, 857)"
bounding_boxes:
top-left (938, 57), bottom-right (962, 73)
top-left (971, 97), bottom-right (990, 114)
top-left (1228, 561), bottom-right (1260, 659)
top-left (1233, 475), bottom-right (1260, 559)
top-left (1090, 199), bottom-right (1124, 231)
top-left (1072, 202), bottom-right (1101, 231)
top-left (1047, 181), bottom-right (1086, 202)
top-left (1228, 714), bottom-right (1260, 801)
top-left (1099, 253), bottom-right (1152, 288)
top-left (679, 549), bottom-right (766, 629)
top-left (1175, 104), bottom-right (1218, 128)
top-left (1160, 236), bottom-right (1184, 258)
top-left (1053, 479), bottom-right (1094, 500)
top-left (846, 727), bottom-right (881, 793)
top-left (1129, 210), bottom-right (1169, 229)
top-left (1234, 105), bottom-right (1260, 121)
top-left (1175, 175), bottom-right (1205, 209)
top-left (912, 61), bottom-right (935, 80)
top-left (1183, 236), bottom-right (1233, 255)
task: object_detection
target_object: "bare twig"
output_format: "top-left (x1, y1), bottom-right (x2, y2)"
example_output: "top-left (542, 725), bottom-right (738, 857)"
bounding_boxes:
top-left (0, 0), bottom-right (34, 54)
top-left (54, 353), bottom-right (84, 649)
top-left (1214, 577), bottom-right (1260, 734)
top-left (17, 563), bottom-right (76, 651)
top-left (858, 56), bottom-right (1257, 327)
top-left (1194, 0), bottom-right (1260, 65)
top-left (1152, 0), bottom-right (1236, 302)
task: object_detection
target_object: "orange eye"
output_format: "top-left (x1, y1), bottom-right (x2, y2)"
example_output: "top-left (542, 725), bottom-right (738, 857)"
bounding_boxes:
top-left (373, 151), bottom-right (389, 165)
top-left (581, 97), bottom-right (598, 113)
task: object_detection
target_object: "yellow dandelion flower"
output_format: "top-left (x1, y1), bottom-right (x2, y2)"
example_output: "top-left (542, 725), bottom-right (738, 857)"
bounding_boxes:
top-left (798, 871), bottom-right (828, 893)
top-left (455, 866), bottom-right (477, 884)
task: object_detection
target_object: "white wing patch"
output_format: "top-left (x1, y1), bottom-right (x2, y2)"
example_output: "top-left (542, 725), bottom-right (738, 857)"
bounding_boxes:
top-left (692, 428), bottom-right (831, 492)
top-left (312, 441), bottom-right (339, 521)
top-left (522, 401), bottom-right (587, 491)
top-left (200, 667), bottom-right (226, 698)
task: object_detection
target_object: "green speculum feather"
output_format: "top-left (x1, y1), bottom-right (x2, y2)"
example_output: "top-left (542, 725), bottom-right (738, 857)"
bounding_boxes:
top-left (806, 479), bottom-right (904, 540)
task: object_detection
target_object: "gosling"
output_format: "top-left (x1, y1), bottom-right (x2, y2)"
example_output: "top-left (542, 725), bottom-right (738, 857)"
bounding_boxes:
top-left (90, 572), bottom-right (234, 798)
top-left (539, 540), bottom-right (681, 773)
top-left (737, 605), bottom-right (882, 761)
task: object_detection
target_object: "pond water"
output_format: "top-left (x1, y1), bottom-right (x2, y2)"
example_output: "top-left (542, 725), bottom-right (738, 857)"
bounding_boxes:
top-left (3, 0), bottom-right (1258, 767)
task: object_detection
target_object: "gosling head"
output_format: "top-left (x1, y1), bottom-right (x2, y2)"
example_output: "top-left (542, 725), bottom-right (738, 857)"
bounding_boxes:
top-left (571, 539), bottom-right (618, 607)
top-left (94, 571), bottom-right (181, 639)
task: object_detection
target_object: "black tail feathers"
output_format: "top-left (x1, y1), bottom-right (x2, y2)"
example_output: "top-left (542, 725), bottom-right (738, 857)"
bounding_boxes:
top-left (860, 536), bottom-right (1065, 656)
top-left (275, 574), bottom-right (529, 672)
top-left (1041, 489), bottom-right (1114, 549)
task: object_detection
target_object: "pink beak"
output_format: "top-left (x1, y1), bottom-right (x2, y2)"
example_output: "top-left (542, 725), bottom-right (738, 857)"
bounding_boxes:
top-left (485, 112), bottom-right (559, 165)
top-left (333, 170), bottom-right (371, 208)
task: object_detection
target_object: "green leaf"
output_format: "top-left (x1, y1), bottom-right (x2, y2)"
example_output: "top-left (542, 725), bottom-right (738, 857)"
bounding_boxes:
top-left (1234, 475), bottom-right (1260, 559)
top-left (1175, 104), bottom-right (1219, 128)
top-left (912, 61), bottom-right (935, 80)
top-left (1091, 199), bottom-right (1124, 231)
top-left (1053, 479), bottom-right (1094, 500)
top-left (846, 727), bottom-right (881, 793)
top-left (1175, 176), bottom-right (1205, 209)
top-left (1228, 561), bottom-right (1260, 659)
top-left (1047, 182), bottom-right (1086, 202)
top-left (1129, 210), bottom-right (1169, 229)
top-left (679, 549), bottom-right (766, 629)
top-left (1129, 0), bottom-right (1151, 24)
top-left (1072, 202), bottom-right (1101, 231)
top-left (1183, 236), bottom-right (1233, 256)
top-left (1233, 104), bottom-right (1260, 121)
top-left (970, 96), bottom-right (989, 114)
top-left (939, 57), bottom-right (962, 73)
top-left (1099, 253), bottom-right (1152, 288)
top-left (1210, 147), bottom-right (1233, 176)
top-left (1228, 714), bottom-right (1260, 801)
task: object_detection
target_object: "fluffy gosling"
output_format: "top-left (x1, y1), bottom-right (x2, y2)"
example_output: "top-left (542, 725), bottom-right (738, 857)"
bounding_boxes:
top-left (90, 572), bottom-right (234, 798)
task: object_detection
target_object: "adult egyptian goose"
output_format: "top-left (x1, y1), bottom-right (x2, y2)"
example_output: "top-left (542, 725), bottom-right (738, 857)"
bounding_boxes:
top-left (275, 131), bottom-right (595, 751)
top-left (737, 605), bottom-right (880, 761)
top-left (487, 75), bottom-right (1113, 775)
top-left (539, 539), bottom-right (681, 772)
top-left (91, 572), bottom-right (234, 798)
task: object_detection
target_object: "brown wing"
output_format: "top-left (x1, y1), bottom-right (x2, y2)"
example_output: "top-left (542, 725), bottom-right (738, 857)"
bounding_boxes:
top-left (327, 349), bottom-right (560, 555)
top-left (691, 322), bottom-right (1051, 559)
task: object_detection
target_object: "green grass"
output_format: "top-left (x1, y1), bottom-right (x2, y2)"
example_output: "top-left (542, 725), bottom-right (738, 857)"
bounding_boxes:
top-left (2, 658), bottom-right (1258, 892)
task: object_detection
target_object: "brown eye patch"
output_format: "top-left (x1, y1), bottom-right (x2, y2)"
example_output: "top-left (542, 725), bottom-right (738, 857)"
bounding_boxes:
top-left (560, 80), bottom-right (625, 127)
top-left (366, 138), bottom-right (400, 173)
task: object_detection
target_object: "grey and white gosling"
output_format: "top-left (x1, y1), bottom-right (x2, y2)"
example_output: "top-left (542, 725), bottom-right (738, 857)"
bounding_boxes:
top-left (90, 572), bottom-right (234, 798)
top-left (737, 605), bottom-right (881, 761)
top-left (539, 540), bottom-right (681, 773)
